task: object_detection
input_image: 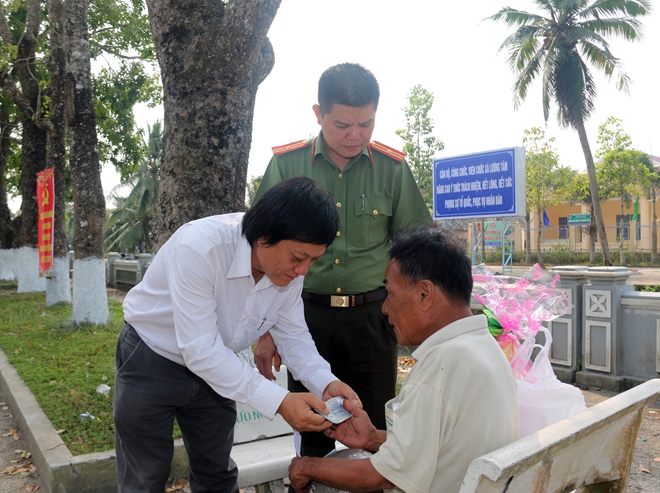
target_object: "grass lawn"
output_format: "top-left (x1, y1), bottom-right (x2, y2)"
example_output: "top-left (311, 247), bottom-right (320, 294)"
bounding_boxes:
top-left (0, 285), bottom-right (411, 457)
top-left (0, 287), bottom-right (124, 455)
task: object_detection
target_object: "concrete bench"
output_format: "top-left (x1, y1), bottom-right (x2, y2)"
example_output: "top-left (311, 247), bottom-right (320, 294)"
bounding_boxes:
top-left (233, 435), bottom-right (294, 491)
top-left (230, 366), bottom-right (295, 492)
top-left (460, 378), bottom-right (660, 493)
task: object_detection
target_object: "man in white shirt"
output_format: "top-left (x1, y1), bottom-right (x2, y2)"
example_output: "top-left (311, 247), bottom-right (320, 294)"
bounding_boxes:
top-left (114, 177), bottom-right (361, 493)
top-left (288, 227), bottom-right (519, 493)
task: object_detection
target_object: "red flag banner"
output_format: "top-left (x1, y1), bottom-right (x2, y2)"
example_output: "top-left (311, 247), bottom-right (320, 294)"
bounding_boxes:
top-left (37, 168), bottom-right (55, 276)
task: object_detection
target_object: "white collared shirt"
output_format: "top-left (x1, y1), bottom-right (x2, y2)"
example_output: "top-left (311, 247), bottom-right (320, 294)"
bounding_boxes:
top-left (123, 213), bottom-right (336, 419)
top-left (370, 315), bottom-right (519, 493)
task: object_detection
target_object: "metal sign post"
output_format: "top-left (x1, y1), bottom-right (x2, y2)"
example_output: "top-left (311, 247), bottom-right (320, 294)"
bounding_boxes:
top-left (502, 218), bottom-right (514, 274)
top-left (471, 219), bottom-right (483, 265)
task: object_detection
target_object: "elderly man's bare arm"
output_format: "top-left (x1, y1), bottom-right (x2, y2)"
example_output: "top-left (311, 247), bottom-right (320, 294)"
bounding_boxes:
top-left (289, 456), bottom-right (393, 493)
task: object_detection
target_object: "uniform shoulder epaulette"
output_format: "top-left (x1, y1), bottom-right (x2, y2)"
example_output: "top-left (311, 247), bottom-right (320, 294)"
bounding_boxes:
top-left (369, 141), bottom-right (406, 163)
top-left (272, 139), bottom-right (311, 155)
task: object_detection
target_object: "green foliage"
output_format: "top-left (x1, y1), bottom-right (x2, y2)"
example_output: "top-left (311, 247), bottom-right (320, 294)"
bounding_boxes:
top-left (641, 159), bottom-right (660, 200)
top-left (566, 173), bottom-right (592, 208)
top-left (105, 121), bottom-right (162, 253)
top-left (522, 127), bottom-right (574, 265)
top-left (0, 41), bottom-right (18, 71)
top-left (597, 149), bottom-right (650, 206)
top-left (596, 116), bottom-right (633, 159)
top-left (93, 63), bottom-right (161, 180)
top-left (89, 0), bottom-right (155, 61)
top-left (523, 127), bottom-right (573, 214)
top-left (88, 0), bottom-right (161, 178)
top-left (0, 57), bottom-right (21, 204)
top-left (635, 284), bottom-right (660, 293)
top-left (595, 117), bottom-right (650, 208)
top-left (245, 174), bottom-right (263, 209)
top-left (396, 85), bottom-right (444, 212)
top-left (484, 246), bottom-right (660, 267)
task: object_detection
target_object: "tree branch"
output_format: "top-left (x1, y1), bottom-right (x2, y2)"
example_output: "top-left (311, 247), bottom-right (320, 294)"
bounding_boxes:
top-left (0, 4), bottom-right (13, 46)
top-left (89, 40), bottom-right (151, 60)
top-left (0, 72), bottom-right (53, 133)
top-left (24, 0), bottom-right (41, 45)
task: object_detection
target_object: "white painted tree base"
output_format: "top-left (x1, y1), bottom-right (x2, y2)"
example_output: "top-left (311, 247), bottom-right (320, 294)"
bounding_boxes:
top-left (46, 257), bottom-right (72, 306)
top-left (72, 258), bottom-right (109, 325)
top-left (0, 249), bottom-right (16, 280)
top-left (16, 247), bottom-right (46, 293)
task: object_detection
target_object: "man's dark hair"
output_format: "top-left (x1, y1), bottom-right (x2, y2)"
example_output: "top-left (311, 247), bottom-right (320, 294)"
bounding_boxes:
top-left (318, 63), bottom-right (380, 115)
top-left (389, 227), bottom-right (472, 306)
top-left (243, 177), bottom-right (339, 247)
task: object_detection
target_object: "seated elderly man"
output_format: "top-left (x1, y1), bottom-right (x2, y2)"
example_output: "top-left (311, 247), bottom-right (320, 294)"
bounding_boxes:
top-left (288, 227), bottom-right (519, 493)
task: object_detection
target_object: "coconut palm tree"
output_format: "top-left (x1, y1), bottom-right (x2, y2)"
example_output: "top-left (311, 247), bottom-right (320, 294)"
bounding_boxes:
top-left (105, 121), bottom-right (162, 253)
top-left (487, 0), bottom-right (651, 265)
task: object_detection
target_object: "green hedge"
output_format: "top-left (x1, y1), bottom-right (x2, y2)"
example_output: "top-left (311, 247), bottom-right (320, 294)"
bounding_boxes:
top-left (481, 246), bottom-right (660, 267)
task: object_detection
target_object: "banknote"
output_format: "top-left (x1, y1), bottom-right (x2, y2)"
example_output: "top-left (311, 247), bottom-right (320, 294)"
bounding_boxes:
top-left (314, 396), bottom-right (352, 424)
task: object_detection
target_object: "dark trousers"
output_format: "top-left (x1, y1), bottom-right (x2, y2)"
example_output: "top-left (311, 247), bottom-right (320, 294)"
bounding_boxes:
top-left (289, 298), bottom-right (397, 458)
top-left (113, 323), bottom-right (238, 493)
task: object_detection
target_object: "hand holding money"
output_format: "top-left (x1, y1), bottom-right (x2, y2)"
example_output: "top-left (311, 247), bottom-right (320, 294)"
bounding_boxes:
top-left (322, 380), bottom-right (362, 410)
top-left (324, 399), bottom-right (386, 452)
top-left (277, 392), bottom-right (334, 432)
top-left (314, 396), bottom-right (353, 424)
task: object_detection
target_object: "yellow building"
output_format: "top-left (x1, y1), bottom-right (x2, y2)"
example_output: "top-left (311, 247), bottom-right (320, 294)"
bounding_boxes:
top-left (527, 155), bottom-right (660, 252)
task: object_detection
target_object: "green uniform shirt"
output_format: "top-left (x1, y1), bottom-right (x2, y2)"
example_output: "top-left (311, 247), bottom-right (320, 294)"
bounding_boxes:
top-left (253, 132), bottom-right (433, 295)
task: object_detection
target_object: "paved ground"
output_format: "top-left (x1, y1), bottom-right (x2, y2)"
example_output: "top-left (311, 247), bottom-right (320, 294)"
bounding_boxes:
top-left (0, 387), bottom-right (42, 493)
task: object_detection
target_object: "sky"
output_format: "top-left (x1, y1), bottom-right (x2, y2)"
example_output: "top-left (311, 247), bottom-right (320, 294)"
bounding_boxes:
top-left (11, 0), bottom-right (660, 213)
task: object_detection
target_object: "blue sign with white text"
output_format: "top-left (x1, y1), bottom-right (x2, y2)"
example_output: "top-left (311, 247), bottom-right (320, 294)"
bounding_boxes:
top-left (433, 147), bottom-right (525, 220)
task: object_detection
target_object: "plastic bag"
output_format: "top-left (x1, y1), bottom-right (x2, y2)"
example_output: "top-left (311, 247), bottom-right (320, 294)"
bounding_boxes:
top-left (516, 328), bottom-right (586, 438)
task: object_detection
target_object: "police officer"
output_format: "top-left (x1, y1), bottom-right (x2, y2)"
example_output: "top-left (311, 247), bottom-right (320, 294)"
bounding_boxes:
top-left (252, 63), bottom-right (432, 463)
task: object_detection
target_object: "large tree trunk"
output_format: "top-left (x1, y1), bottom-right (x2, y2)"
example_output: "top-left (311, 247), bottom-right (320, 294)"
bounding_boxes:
top-left (146, 0), bottom-right (281, 249)
top-left (13, 0), bottom-right (48, 293)
top-left (45, 0), bottom-right (71, 305)
top-left (65, 0), bottom-right (108, 324)
top-left (0, 102), bottom-right (15, 280)
top-left (589, 209), bottom-right (596, 264)
top-left (0, 103), bottom-right (13, 249)
top-left (536, 207), bottom-right (544, 268)
top-left (575, 118), bottom-right (612, 265)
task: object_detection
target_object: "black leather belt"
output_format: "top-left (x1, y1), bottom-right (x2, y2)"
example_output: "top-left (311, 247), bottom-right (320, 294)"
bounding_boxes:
top-left (302, 287), bottom-right (387, 308)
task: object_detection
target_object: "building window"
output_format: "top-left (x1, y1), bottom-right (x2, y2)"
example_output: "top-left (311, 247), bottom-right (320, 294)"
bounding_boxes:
top-left (559, 217), bottom-right (568, 240)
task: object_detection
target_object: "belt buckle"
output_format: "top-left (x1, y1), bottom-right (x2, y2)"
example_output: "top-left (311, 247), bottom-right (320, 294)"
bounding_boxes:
top-left (330, 295), bottom-right (352, 308)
